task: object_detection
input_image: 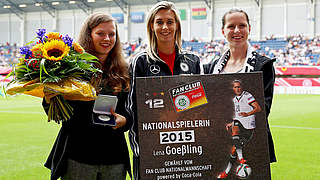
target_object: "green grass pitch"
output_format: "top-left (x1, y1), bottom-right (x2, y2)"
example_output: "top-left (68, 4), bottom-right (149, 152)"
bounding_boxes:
top-left (0, 94), bottom-right (319, 179)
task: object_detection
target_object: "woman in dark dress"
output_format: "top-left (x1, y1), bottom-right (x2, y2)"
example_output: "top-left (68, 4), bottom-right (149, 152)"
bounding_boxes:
top-left (43, 12), bottom-right (131, 180)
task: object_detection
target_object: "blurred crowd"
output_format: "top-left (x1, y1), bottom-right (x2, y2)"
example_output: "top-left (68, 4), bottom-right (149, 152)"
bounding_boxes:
top-left (257, 35), bottom-right (320, 66)
top-left (1, 35), bottom-right (320, 68)
top-left (0, 42), bottom-right (20, 67)
top-left (188, 35), bottom-right (320, 66)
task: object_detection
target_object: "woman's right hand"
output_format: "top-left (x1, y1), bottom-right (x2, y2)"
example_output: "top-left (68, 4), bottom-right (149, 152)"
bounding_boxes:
top-left (225, 122), bottom-right (233, 131)
top-left (110, 108), bottom-right (127, 130)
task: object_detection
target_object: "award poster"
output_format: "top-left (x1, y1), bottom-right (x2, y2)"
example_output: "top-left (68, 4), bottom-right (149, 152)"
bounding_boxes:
top-left (136, 72), bottom-right (270, 180)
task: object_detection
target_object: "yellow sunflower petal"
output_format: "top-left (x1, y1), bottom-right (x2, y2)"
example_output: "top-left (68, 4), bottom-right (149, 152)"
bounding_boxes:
top-left (46, 32), bottom-right (62, 41)
top-left (72, 42), bottom-right (84, 54)
top-left (31, 43), bottom-right (43, 56)
top-left (42, 40), bottom-right (70, 61)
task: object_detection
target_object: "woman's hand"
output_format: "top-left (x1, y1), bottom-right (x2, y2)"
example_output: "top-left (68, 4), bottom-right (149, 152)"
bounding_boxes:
top-left (111, 108), bottom-right (126, 129)
top-left (225, 122), bottom-right (233, 131)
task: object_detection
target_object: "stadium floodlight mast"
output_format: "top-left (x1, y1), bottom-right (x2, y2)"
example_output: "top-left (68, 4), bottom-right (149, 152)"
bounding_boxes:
top-left (19, 4), bottom-right (27, 8)
top-left (1, 0), bottom-right (24, 20)
top-left (52, 2), bottom-right (60, 6)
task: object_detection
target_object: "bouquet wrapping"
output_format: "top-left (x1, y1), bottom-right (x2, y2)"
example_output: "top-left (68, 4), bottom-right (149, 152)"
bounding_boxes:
top-left (4, 29), bottom-right (102, 123)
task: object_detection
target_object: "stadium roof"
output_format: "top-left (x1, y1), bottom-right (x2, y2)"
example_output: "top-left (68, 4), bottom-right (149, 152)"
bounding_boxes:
top-left (0, 0), bottom-right (209, 18)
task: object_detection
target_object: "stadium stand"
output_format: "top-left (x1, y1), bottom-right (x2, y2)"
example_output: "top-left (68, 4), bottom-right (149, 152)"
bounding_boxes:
top-left (1, 34), bottom-right (320, 94)
top-left (1, 35), bottom-right (320, 67)
top-left (178, 36), bottom-right (320, 67)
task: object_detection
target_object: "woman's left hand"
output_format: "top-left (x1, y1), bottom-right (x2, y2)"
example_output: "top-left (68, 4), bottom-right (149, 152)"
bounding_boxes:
top-left (111, 108), bottom-right (126, 129)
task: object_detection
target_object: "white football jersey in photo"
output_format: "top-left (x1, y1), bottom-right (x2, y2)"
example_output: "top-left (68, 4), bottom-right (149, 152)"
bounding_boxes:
top-left (233, 91), bottom-right (256, 129)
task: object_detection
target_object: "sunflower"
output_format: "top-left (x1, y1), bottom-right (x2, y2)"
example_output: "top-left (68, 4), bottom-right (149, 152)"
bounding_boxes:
top-left (42, 40), bottom-right (70, 61)
top-left (31, 43), bottom-right (43, 57)
top-left (72, 42), bottom-right (84, 54)
top-left (46, 32), bottom-right (62, 41)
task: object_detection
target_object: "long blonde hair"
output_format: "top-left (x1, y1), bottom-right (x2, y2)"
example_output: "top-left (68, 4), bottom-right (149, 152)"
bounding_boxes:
top-left (146, 1), bottom-right (182, 61)
top-left (78, 12), bottom-right (129, 93)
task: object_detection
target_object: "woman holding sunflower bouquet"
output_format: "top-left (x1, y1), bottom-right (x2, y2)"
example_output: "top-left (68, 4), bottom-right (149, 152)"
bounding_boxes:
top-left (8, 29), bottom-right (101, 122)
top-left (42, 13), bottom-right (131, 180)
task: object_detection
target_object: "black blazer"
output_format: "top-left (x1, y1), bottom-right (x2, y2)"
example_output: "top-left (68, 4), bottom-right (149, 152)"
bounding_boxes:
top-left (43, 90), bottom-right (132, 180)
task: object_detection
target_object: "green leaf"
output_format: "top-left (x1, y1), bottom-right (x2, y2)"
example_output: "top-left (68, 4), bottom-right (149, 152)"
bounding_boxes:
top-left (43, 76), bottom-right (61, 83)
top-left (40, 59), bottom-right (57, 82)
top-left (25, 38), bottom-right (36, 46)
top-left (5, 70), bottom-right (14, 79)
top-left (79, 53), bottom-right (98, 61)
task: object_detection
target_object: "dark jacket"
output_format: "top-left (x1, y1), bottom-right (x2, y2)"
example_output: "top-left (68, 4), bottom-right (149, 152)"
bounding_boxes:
top-left (43, 88), bottom-right (132, 180)
top-left (207, 52), bottom-right (277, 163)
top-left (126, 49), bottom-right (202, 179)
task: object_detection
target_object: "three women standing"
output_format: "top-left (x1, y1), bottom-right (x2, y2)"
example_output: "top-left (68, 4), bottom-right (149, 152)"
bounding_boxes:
top-left (44, 5), bottom-right (276, 180)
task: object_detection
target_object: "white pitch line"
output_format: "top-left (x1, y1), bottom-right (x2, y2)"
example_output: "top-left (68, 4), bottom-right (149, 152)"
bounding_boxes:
top-left (271, 125), bottom-right (320, 130)
top-left (0, 110), bottom-right (44, 115)
top-left (0, 105), bottom-right (42, 110)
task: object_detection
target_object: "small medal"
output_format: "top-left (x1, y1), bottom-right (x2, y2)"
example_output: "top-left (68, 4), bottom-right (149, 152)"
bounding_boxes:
top-left (98, 115), bottom-right (110, 121)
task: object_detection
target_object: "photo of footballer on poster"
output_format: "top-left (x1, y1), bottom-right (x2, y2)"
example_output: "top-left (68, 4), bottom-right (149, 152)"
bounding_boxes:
top-left (135, 72), bottom-right (271, 180)
top-left (217, 80), bottom-right (262, 179)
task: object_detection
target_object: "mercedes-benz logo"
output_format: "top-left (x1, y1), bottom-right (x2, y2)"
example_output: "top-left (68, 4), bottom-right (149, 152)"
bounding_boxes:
top-left (180, 62), bottom-right (189, 72)
top-left (150, 64), bottom-right (160, 74)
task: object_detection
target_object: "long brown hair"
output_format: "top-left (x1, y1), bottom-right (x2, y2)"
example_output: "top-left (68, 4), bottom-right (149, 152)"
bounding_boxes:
top-left (78, 12), bottom-right (129, 93)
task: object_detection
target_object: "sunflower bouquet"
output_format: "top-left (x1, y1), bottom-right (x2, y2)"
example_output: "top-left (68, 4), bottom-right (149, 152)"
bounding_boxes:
top-left (4, 29), bottom-right (102, 123)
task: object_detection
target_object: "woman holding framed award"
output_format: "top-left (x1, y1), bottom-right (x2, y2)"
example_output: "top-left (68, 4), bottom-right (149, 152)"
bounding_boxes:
top-left (126, 1), bottom-right (203, 179)
top-left (207, 9), bottom-right (276, 177)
